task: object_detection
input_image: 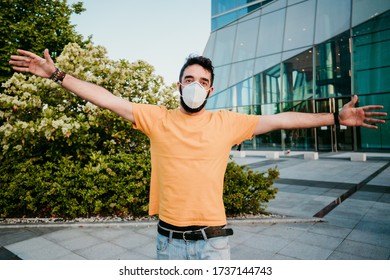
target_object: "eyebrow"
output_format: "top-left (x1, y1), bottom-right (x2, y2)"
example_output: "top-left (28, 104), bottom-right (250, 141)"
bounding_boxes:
top-left (184, 75), bottom-right (210, 84)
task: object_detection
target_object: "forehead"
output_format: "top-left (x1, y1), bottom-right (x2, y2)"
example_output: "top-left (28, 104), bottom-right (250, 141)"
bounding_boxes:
top-left (182, 64), bottom-right (212, 81)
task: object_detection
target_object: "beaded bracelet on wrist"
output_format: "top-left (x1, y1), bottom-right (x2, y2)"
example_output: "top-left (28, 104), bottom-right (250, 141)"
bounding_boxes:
top-left (50, 68), bottom-right (66, 85)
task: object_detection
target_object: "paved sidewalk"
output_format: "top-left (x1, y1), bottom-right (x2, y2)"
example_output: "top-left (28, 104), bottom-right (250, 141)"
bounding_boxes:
top-left (1, 152), bottom-right (389, 260)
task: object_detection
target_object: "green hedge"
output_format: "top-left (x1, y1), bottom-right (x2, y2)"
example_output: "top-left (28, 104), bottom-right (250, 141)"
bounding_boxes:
top-left (0, 151), bottom-right (151, 218)
top-left (0, 155), bottom-right (278, 219)
top-left (224, 161), bottom-right (279, 215)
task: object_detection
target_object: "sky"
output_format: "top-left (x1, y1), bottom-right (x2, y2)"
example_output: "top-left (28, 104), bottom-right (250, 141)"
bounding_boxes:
top-left (67, 0), bottom-right (211, 85)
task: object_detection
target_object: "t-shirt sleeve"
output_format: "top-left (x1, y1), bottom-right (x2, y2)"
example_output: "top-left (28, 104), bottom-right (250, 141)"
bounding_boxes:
top-left (226, 111), bottom-right (259, 145)
top-left (132, 103), bottom-right (167, 136)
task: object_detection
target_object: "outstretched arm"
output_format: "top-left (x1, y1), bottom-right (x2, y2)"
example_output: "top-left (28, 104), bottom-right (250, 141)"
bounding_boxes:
top-left (254, 95), bottom-right (386, 135)
top-left (9, 49), bottom-right (135, 123)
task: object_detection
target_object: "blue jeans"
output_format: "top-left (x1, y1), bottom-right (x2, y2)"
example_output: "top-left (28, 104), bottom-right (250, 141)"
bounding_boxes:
top-left (156, 233), bottom-right (231, 260)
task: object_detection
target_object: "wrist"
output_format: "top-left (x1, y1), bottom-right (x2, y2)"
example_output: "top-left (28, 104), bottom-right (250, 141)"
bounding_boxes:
top-left (50, 68), bottom-right (66, 85)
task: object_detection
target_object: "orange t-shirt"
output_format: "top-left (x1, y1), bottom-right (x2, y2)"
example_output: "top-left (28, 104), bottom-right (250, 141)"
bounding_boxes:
top-left (132, 104), bottom-right (259, 226)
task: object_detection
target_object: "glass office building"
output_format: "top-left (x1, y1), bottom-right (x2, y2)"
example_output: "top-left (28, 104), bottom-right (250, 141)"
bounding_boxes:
top-left (204, 0), bottom-right (390, 152)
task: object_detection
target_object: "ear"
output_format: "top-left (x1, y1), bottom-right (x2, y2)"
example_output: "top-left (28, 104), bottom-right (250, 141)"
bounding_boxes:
top-left (207, 86), bottom-right (214, 97)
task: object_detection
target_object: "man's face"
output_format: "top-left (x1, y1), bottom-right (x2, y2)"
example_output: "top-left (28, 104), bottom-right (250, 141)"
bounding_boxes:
top-left (177, 64), bottom-right (214, 114)
top-left (177, 64), bottom-right (214, 93)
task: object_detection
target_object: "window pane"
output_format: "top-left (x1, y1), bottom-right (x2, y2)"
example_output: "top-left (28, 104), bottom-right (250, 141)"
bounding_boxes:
top-left (352, 0), bottom-right (390, 27)
top-left (232, 78), bottom-right (253, 107)
top-left (229, 60), bottom-right (254, 88)
top-left (256, 9), bottom-right (285, 56)
top-left (315, 0), bottom-right (351, 44)
top-left (254, 53), bottom-right (281, 76)
top-left (358, 93), bottom-right (390, 150)
top-left (282, 100), bottom-right (315, 151)
top-left (206, 88), bottom-right (232, 110)
top-left (213, 24), bottom-right (237, 66)
top-left (288, 0), bottom-right (305, 5)
top-left (282, 46), bottom-right (311, 61)
top-left (261, 64), bottom-right (282, 104)
top-left (213, 64), bottom-right (231, 91)
top-left (203, 32), bottom-right (216, 59)
top-left (262, 0), bottom-right (287, 14)
top-left (353, 11), bottom-right (390, 94)
top-left (283, 0), bottom-right (315, 51)
top-left (282, 49), bottom-right (314, 102)
top-left (315, 32), bottom-right (351, 98)
top-left (232, 17), bottom-right (259, 62)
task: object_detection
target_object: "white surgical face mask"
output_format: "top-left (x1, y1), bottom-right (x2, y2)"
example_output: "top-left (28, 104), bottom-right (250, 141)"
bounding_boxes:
top-left (180, 81), bottom-right (208, 110)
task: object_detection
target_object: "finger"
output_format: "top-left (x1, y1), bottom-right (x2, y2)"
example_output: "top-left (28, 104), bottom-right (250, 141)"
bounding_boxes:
top-left (345, 95), bottom-right (358, 108)
top-left (9, 60), bottom-right (29, 67)
top-left (362, 105), bottom-right (385, 111)
top-left (16, 49), bottom-right (42, 59)
top-left (365, 111), bottom-right (387, 117)
top-left (11, 66), bottom-right (30, 72)
top-left (10, 55), bottom-right (31, 62)
top-left (361, 122), bottom-right (380, 129)
top-left (44, 49), bottom-right (54, 64)
top-left (365, 117), bottom-right (386, 124)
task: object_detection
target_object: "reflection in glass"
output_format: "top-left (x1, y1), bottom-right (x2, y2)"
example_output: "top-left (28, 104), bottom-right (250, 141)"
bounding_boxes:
top-left (352, 11), bottom-right (390, 95)
top-left (232, 78), bottom-right (253, 107)
top-left (358, 93), bottom-right (390, 150)
top-left (282, 49), bottom-right (313, 102)
top-left (229, 60), bottom-right (254, 88)
top-left (282, 100), bottom-right (315, 151)
top-left (315, 32), bottom-right (351, 98)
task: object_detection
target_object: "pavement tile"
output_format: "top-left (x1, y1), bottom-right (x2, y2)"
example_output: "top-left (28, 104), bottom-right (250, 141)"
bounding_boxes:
top-left (74, 241), bottom-right (128, 260)
top-left (260, 224), bottom-right (310, 241)
top-left (44, 228), bottom-right (89, 243)
top-left (335, 239), bottom-right (390, 260)
top-left (111, 231), bottom-right (153, 250)
top-left (232, 244), bottom-right (276, 260)
top-left (327, 251), bottom-right (368, 260)
top-left (116, 250), bottom-right (154, 260)
top-left (347, 228), bottom-right (390, 248)
top-left (131, 240), bottom-right (156, 259)
top-left (308, 222), bottom-right (352, 239)
top-left (279, 241), bottom-right (333, 260)
top-left (241, 234), bottom-right (290, 253)
top-left (84, 226), bottom-right (129, 241)
top-left (295, 231), bottom-right (343, 250)
top-left (5, 237), bottom-right (71, 260)
top-left (56, 234), bottom-right (103, 251)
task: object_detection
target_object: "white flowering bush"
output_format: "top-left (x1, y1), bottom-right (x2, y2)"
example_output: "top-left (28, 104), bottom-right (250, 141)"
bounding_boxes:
top-left (0, 42), bottom-right (178, 218)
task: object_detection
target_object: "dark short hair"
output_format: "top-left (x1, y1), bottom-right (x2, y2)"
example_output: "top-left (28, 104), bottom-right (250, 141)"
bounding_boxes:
top-left (179, 55), bottom-right (215, 86)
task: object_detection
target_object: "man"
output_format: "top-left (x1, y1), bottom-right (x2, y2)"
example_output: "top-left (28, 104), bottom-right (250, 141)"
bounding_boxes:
top-left (9, 49), bottom-right (387, 260)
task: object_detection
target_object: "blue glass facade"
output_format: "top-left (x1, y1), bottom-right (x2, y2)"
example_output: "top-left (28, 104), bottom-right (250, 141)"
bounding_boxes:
top-left (205, 0), bottom-right (390, 152)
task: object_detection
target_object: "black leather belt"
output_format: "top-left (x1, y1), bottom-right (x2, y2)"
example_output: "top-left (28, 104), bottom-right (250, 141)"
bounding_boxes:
top-left (158, 223), bottom-right (233, 241)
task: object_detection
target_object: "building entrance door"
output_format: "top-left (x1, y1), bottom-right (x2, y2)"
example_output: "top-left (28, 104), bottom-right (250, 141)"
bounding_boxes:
top-left (315, 98), bottom-right (354, 152)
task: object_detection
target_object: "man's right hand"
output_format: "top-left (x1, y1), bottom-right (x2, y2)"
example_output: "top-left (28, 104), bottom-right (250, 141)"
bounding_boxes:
top-left (9, 49), bottom-right (56, 78)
